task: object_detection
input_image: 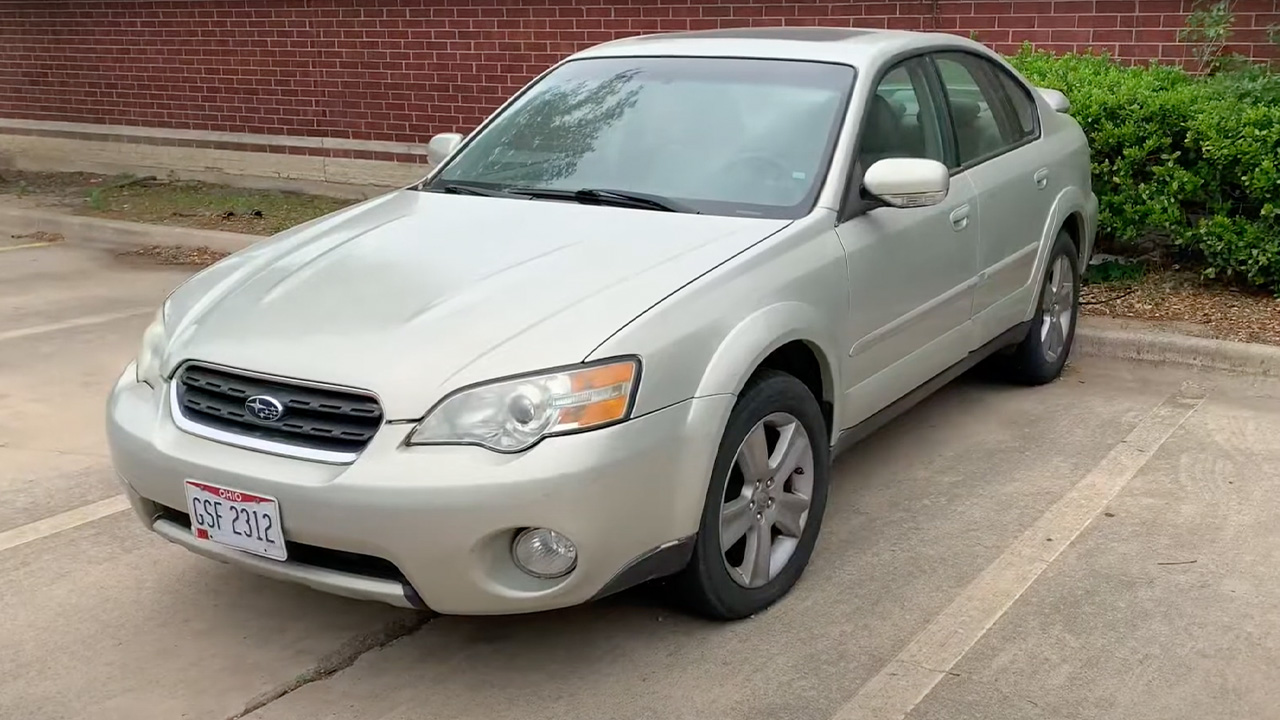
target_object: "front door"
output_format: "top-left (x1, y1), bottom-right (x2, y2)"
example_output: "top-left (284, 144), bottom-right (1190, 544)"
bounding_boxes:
top-left (835, 57), bottom-right (981, 428)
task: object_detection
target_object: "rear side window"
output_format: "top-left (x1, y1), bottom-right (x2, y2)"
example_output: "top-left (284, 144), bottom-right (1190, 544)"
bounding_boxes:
top-left (995, 69), bottom-right (1038, 143)
top-left (932, 54), bottom-right (1006, 166)
top-left (932, 52), bottom-right (1039, 167)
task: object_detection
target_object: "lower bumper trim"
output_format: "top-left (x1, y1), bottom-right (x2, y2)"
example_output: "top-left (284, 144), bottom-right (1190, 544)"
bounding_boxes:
top-left (151, 518), bottom-right (422, 610)
top-left (590, 535), bottom-right (696, 602)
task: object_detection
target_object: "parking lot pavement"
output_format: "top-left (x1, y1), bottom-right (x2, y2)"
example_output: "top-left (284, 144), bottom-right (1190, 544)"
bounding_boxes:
top-left (4, 242), bottom-right (1279, 720)
top-left (244, 363), bottom-right (1280, 720)
top-left (0, 246), bottom-right (183, 531)
top-left (0, 245), bottom-right (419, 720)
top-left (907, 373), bottom-right (1280, 720)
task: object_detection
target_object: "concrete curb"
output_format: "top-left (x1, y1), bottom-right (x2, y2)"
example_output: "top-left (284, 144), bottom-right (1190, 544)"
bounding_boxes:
top-left (1075, 319), bottom-right (1280, 377)
top-left (1, 206), bottom-right (259, 254)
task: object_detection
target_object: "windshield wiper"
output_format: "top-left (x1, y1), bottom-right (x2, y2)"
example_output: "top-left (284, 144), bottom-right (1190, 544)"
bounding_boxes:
top-left (423, 182), bottom-right (527, 199)
top-left (508, 187), bottom-right (697, 214)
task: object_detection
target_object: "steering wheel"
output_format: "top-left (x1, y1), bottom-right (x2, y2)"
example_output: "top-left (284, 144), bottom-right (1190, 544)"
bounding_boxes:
top-left (721, 154), bottom-right (795, 199)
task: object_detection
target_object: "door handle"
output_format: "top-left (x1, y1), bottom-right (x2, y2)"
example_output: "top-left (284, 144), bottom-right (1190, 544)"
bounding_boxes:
top-left (949, 204), bottom-right (970, 231)
top-left (1034, 168), bottom-right (1050, 189)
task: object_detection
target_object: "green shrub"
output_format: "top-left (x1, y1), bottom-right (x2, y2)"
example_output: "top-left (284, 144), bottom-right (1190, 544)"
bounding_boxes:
top-left (1008, 45), bottom-right (1280, 292)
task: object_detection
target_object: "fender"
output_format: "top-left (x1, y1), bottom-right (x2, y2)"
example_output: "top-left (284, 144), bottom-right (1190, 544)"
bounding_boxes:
top-left (1021, 186), bottom-right (1092, 323)
top-left (695, 302), bottom-right (842, 442)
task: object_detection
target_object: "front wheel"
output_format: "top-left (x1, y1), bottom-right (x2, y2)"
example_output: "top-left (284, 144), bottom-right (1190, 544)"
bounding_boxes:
top-left (1008, 230), bottom-right (1080, 385)
top-left (675, 370), bottom-right (831, 620)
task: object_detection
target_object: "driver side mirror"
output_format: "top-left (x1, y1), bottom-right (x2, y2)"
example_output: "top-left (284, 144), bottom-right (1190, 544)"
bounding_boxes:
top-left (425, 132), bottom-right (464, 166)
top-left (863, 158), bottom-right (950, 209)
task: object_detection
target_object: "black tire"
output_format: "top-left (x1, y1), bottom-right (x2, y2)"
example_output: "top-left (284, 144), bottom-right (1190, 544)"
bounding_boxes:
top-left (1007, 229), bottom-right (1080, 385)
top-left (676, 370), bottom-right (831, 620)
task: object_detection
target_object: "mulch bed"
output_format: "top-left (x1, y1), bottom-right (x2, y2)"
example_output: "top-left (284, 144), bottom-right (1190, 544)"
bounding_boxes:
top-left (1082, 271), bottom-right (1280, 346)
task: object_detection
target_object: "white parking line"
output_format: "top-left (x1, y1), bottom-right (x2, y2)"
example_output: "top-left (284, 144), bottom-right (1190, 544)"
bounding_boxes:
top-left (0, 495), bottom-right (130, 553)
top-left (831, 382), bottom-right (1209, 720)
top-left (0, 240), bottom-right (61, 253)
top-left (0, 308), bottom-right (152, 343)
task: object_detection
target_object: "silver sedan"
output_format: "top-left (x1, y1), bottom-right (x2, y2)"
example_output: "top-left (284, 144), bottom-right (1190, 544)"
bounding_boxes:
top-left (107, 27), bottom-right (1097, 620)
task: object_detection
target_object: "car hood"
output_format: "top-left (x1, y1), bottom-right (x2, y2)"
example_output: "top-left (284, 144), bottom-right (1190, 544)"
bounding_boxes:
top-left (162, 190), bottom-right (789, 419)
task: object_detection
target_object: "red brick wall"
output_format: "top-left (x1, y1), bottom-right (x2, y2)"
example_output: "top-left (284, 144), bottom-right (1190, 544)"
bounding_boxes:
top-left (2, 1), bottom-right (1277, 145)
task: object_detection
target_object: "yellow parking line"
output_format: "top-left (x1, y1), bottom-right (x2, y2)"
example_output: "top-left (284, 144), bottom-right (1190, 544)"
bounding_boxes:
top-left (0, 240), bottom-right (61, 252)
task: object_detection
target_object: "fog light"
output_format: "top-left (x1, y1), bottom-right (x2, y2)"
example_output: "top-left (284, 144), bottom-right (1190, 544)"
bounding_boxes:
top-left (512, 528), bottom-right (577, 579)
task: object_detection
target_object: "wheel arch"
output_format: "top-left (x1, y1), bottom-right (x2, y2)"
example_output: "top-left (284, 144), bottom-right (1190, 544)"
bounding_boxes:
top-left (1022, 188), bottom-right (1091, 323)
top-left (695, 302), bottom-right (841, 446)
top-left (1060, 210), bottom-right (1088, 267)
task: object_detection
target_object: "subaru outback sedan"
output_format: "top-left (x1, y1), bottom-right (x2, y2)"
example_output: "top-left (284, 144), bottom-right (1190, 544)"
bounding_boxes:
top-left (107, 28), bottom-right (1096, 621)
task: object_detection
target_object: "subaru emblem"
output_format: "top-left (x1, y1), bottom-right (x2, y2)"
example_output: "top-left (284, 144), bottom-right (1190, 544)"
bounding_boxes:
top-left (245, 395), bottom-right (285, 423)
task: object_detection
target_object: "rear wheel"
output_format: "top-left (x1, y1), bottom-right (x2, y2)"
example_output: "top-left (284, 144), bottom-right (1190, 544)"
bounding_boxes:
top-left (676, 370), bottom-right (830, 620)
top-left (1007, 230), bottom-right (1080, 385)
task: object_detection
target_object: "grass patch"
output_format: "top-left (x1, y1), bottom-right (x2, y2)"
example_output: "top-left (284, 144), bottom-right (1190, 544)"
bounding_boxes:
top-left (1083, 258), bottom-right (1147, 286)
top-left (0, 170), bottom-right (355, 236)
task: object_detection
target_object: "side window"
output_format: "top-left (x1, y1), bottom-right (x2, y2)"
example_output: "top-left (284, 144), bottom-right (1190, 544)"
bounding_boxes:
top-left (996, 69), bottom-right (1038, 143)
top-left (933, 54), bottom-right (1010, 166)
top-left (857, 60), bottom-right (946, 170)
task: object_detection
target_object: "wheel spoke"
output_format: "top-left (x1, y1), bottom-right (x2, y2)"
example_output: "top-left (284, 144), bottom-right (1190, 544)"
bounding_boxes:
top-left (1055, 275), bottom-right (1074, 307)
top-left (720, 495), bottom-right (753, 548)
top-left (775, 492), bottom-right (810, 537)
top-left (1044, 259), bottom-right (1064, 313)
top-left (769, 421), bottom-right (810, 485)
top-left (1047, 315), bottom-right (1065, 357)
top-left (744, 523), bottom-right (773, 586)
top-left (737, 424), bottom-right (770, 483)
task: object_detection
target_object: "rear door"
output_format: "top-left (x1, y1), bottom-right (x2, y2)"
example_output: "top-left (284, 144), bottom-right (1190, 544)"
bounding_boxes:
top-left (930, 52), bottom-right (1052, 346)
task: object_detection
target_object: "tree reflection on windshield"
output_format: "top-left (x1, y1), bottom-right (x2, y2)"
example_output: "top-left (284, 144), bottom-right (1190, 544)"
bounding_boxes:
top-left (430, 56), bottom-right (855, 220)
top-left (472, 70), bottom-right (641, 186)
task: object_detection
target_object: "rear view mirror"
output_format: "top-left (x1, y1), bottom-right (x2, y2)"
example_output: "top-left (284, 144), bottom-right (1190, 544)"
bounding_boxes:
top-left (426, 132), bottom-right (464, 166)
top-left (863, 158), bottom-right (950, 209)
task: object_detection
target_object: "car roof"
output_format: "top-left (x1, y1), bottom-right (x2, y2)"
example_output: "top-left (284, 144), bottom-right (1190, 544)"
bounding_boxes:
top-left (571, 27), bottom-right (988, 67)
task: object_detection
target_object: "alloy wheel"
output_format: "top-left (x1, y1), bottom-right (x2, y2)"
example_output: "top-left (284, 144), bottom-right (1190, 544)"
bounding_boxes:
top-left (1039, 254), bottom-right (1075, 363)
top-left (719, 412), bottom-right (815, 588)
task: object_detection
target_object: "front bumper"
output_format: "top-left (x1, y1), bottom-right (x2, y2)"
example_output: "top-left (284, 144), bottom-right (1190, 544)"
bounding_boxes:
top-left (106, 366), bottom-right (732, 615)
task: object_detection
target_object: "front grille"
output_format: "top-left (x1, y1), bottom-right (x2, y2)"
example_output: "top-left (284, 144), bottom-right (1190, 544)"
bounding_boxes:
top-left (176, 363), bottom-right (383, 455)
top-left (155, 504), bottom-right (408, 583)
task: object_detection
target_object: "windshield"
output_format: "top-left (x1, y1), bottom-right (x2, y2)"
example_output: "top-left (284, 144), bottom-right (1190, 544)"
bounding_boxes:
top-left (427, 56), bottom-right (856, 218)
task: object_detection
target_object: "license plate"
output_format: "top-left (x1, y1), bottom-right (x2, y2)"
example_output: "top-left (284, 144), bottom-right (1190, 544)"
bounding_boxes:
top-left (183, 481), bottom-right (287, 561)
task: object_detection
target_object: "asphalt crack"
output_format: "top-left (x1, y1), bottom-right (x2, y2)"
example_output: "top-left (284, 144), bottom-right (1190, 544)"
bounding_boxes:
top-left (227, 611), bottom-right (435, 719)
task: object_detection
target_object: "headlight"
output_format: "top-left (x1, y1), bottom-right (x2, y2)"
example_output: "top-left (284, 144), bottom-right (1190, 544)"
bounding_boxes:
top-left (135, 302), bottom-right (170, 388)
top-left (406, 358), bottom-right (640, 453)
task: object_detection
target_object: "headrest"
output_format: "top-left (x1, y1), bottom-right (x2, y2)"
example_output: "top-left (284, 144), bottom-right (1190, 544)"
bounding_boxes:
top-left (950, 99), bottom-right (981, 126)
